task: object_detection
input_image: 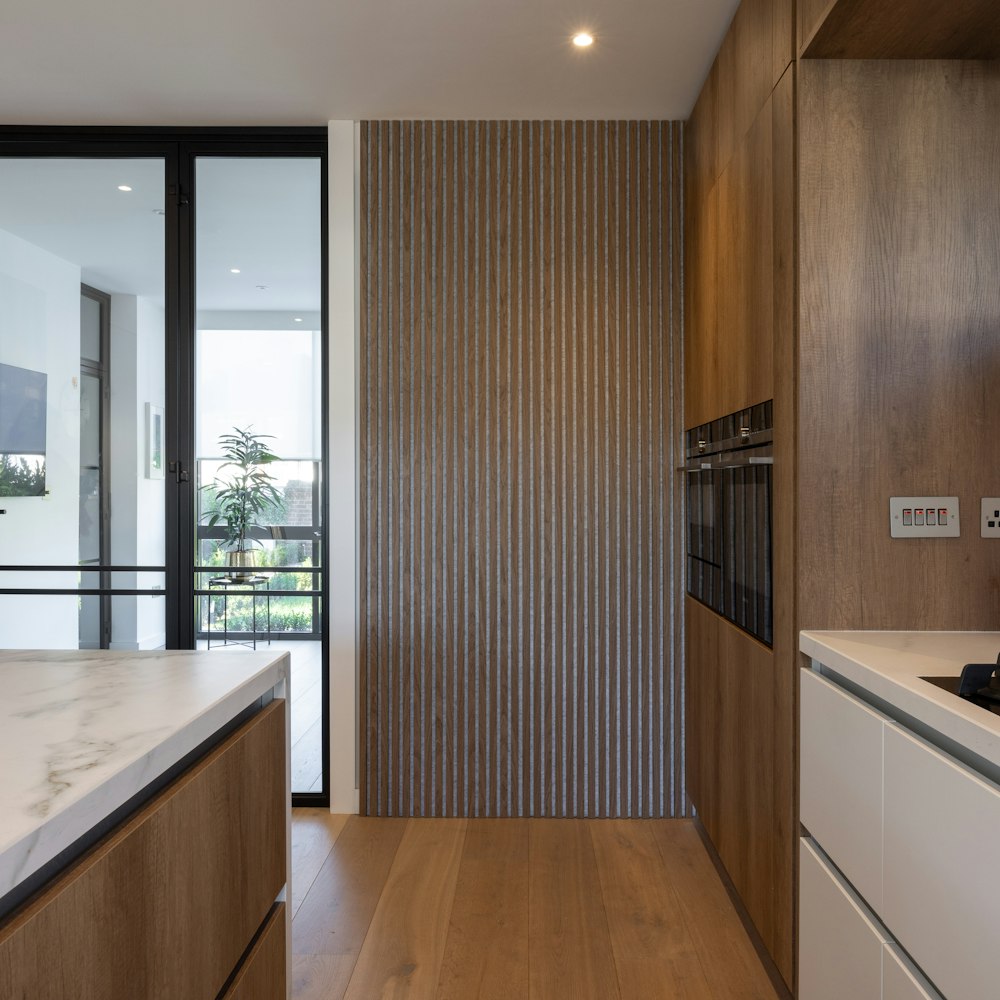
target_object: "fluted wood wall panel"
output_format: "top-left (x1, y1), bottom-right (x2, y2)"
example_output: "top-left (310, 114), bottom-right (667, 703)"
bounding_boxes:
top-left (359, 120), bottom-right (684, 818)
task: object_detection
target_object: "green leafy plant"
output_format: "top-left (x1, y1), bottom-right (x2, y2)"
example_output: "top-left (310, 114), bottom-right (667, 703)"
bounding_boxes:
top-left (203, 427), bottom-right (283, 555)
top-left (0, 454), bottom-right (45, 497)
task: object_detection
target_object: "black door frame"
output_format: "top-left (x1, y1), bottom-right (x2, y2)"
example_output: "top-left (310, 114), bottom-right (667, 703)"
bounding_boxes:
top-left (0, 127), bottom-right (331, 807)
top-left (79, 282), bottom-right (112, 649)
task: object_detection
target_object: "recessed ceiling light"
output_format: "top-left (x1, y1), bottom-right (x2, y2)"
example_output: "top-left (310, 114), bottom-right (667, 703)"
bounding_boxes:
top-left (117, 184), bottom-right (133, 192)
top-left (256, 284), bottom-right (268, 291)
top-left (293, 317), bottom-right (303, 323)
top-left (573, 32), bottom-right (594, 47)
top-left (230, 268), bottom-right (241, 274)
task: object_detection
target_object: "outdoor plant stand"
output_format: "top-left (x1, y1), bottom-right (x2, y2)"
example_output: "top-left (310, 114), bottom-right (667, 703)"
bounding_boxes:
top-left (207, 575), bottom-right (272, 649)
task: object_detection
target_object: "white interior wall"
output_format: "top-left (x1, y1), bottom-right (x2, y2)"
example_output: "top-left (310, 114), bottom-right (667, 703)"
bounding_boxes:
top-left (328, 120), bottom-right (360, 813)
top-left (109, 294), bottom-right (166, 650)
top-left (0, 228), bottom-right (80, 647)
top-left (109, 294), bottom-right (139, 646)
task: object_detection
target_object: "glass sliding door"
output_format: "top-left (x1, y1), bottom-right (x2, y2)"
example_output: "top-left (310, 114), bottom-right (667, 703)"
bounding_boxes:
top-left (0, 157), bottom-right (167, 648)
top-left (191, 155), bottom-right (327, 797)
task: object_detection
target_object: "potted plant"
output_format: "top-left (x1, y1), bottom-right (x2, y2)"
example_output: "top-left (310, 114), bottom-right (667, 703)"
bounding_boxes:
top-left (203, 426), bottom-right (283, 580)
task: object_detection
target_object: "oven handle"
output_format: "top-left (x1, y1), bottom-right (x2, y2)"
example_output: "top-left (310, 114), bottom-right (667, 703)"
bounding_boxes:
top-left (685, 453), bottom-right (773, 471)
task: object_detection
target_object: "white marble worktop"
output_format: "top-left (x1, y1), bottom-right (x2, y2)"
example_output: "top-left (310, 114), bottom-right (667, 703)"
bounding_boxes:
top-left (800, 631), bottom-right (1000, 770)
top-left (0, 647), bottom-right (288, 901)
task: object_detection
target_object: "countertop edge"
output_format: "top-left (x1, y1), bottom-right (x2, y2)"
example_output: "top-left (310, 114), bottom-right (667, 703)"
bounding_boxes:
top-left (0, 651), bottom-right (289, 900)
top-left (799, 630), bottom-right (1000, 773)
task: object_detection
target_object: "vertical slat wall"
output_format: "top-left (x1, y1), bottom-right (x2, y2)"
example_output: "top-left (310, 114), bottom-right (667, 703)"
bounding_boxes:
top-left (359, 121), bottom-right (684, 818)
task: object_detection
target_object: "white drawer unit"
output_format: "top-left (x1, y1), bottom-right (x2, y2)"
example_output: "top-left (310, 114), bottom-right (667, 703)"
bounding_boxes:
top-left (883, 723), bottom-right (1000, 1000)
top-left (799, 838), bottom-right (884, 1000)
top-left (800, 840), bottom-right (945, 1000)
top-left (882, 944), bottom-right (942, 1000)
top-left (801, 668), bottom-right (884, 910)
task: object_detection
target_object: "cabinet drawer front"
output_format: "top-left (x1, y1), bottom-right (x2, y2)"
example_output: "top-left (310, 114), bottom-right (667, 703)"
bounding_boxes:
top-left (799, 838), bottom-right (884, 1000)
top-left (883, 723), bottom-right (1000, 1000)
top-left (0, 699), bottom-right (287, 1000)
top-left (221, 903), bottom-right (286, 1000)
top-left (883, 944), bottom-right (942, 1000)
top-left (800, 668), bottom-right (884, 909)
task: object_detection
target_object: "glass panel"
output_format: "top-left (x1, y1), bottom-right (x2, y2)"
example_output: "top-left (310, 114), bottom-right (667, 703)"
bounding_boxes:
top-left (80, 293), bottom-right (101, 363)
top-left (194, 156), bottom-right (323, 795)
top-left (0, 158), bottom-right (166, 649)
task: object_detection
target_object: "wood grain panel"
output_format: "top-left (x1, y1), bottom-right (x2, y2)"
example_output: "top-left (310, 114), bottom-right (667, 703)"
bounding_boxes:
top-left (529, 819), bottom-right (621, 999)
top-left (798, 0), bottom-right (837, 53)
top-left (684, 42), bottom-right (789, 428)
top-left (436, 819), bottom-right (529, 999)
top-left (0, 701), bottom-right (286, 1000)
top-left (221, 904), bottom-right (286, 1000)
top-left (685, 600), bottom-right (783, 984)
top-left (683, 0), bottom-right (797, 981)
top-left (360, 121), bottom-right (685, 818)
top-left (767, 65), bottom-right (797, 990)
top-left (801, 0), bottom-right (1000, 59)
top-left (798, 60), bottom-right (1000, 632)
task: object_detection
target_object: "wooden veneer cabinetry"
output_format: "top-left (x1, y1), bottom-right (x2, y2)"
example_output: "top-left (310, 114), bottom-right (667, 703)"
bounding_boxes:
top-left (685, 2), bottom-right (793, 428)
top-left (0, 699), bottom-right (287, 1000)
top-left (799, 0), bottom-right (1000, 59)
top-left (683, 19), bottom-right (795, 983)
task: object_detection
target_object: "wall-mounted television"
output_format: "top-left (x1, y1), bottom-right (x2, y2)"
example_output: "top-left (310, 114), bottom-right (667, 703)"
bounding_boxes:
top-left (0, 362), bottom-right (47, 496)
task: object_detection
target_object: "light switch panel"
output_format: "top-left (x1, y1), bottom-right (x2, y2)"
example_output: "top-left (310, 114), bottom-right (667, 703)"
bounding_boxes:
top-left (889, 497), bottom-right (960, 538)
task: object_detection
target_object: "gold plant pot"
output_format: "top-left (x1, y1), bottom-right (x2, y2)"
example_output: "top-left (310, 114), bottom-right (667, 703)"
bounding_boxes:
top-left (226, 548), bottom-right (257, 582)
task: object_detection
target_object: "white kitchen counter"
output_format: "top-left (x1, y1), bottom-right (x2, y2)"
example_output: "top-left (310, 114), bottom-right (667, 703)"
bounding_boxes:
top-left (800, 630), bottom-right (1000, 771)
top-left (0, 647), bottom-right (289, 902)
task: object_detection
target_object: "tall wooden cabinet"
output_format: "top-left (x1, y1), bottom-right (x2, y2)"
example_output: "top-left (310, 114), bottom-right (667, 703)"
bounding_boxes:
top-left (683, 0), bottom-right (796, 987)
top-left (685, 0), bottom-right (1000, 992)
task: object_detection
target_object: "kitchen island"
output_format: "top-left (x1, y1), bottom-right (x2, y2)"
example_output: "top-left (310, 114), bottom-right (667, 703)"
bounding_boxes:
top-left (0, 647), bottom-right (290, 1000)
top-left (799, 631), bottom-right (1000, 1000)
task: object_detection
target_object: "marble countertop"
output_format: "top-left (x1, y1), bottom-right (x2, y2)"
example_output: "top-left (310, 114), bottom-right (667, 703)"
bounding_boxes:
top-left (800, 631), bottom-right (1000, 770)
top-left (0, 647), bottom-right (288, 902)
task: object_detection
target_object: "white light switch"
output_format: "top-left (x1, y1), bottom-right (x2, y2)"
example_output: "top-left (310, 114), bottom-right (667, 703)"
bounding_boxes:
top-left (890, 497), bottom-right (960, 538)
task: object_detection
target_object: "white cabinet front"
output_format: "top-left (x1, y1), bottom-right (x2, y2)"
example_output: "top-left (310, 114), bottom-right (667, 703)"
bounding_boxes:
top-left (801, 668), bottom-right (884, 910)
top-left (882, 944), bottom-right (942, 1000)
top-left (799, 839), bottom-right (884, 1000)
top-left (883, 723), bottom-right (1000, 1000)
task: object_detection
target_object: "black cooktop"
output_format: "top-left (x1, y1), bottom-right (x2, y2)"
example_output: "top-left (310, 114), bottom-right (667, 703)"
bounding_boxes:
top-left (922, 673), bottom-right (1000, 718)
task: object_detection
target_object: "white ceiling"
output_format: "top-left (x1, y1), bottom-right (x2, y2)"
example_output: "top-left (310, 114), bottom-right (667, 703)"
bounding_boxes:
top-left (0, 158), bottom-right (322, 311)
top-left (0, 0), bottom-right (737, 124)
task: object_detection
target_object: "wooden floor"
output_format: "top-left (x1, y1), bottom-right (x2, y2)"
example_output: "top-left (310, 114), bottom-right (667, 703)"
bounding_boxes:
top-left (290, 812), bottom-right (782, 1000)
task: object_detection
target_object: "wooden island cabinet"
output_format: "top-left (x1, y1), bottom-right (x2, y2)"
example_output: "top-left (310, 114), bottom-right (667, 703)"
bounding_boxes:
top-left (0, 649), bottom-right (290, 1000)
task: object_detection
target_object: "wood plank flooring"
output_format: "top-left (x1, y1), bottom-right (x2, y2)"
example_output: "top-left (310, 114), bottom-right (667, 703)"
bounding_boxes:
top-left (291, 812), bottom-right (781, 1000)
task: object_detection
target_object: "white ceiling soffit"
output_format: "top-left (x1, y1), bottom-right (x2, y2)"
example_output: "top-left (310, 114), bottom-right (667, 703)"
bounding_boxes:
top-left (0, 0), bottom-right (739, 125)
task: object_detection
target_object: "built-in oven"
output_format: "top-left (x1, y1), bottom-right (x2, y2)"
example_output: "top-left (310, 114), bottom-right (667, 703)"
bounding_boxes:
top-left (685, 401), bottom-right (773, 646)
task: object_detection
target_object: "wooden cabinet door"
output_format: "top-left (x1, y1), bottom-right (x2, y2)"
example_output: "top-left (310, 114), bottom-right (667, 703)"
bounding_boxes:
top-left (0, 700), bottom-right (287, 1000)
top-left (799, 838), bottom-right (884, 1000)
top-left (220, 904), bottom-right (286, 1000)
top-left (800, 668), bottom-right (884, 910)
top-left (883, 723), bottom-right (1000, 1000)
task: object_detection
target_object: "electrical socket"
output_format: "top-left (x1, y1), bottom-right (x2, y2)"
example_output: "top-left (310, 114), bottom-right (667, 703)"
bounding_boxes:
top-left (981, 498), bottom-right (1000, 537)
